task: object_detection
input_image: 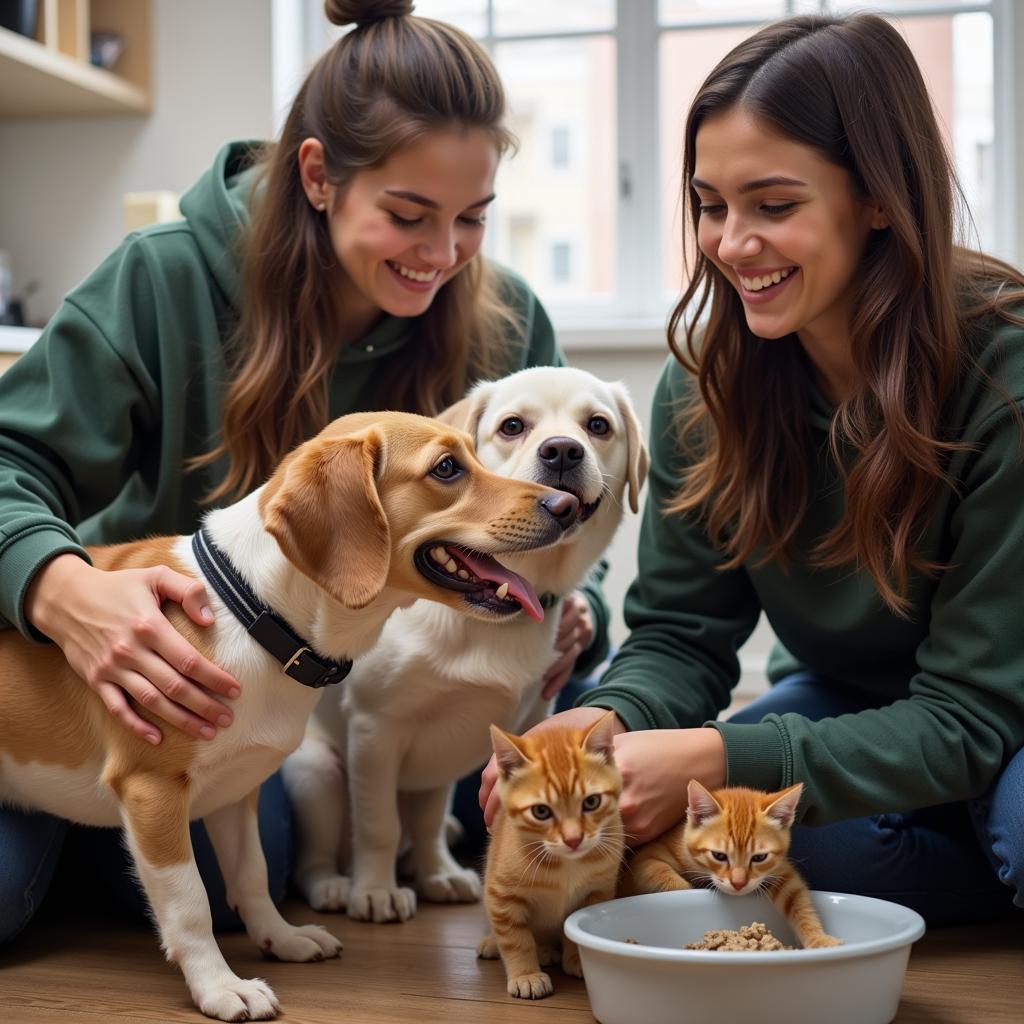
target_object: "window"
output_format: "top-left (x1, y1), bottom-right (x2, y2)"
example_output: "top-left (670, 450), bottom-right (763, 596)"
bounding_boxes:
top-left (551, 241), bottom-right (573, 282)
top-left (550, 125), bottom-right (572, 169)
top-left (289, 0), bottom-right (1016, 332)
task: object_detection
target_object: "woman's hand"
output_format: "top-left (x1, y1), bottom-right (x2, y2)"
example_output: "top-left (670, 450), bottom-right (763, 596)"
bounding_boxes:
top-left (613, 728), bottom-right (726, 845)
top-left (541, 590), bottom-right (594, 700)
top-left (25, 553), bottom-right (241, 746)
top-left (479, 705), bottom-right (628, 827)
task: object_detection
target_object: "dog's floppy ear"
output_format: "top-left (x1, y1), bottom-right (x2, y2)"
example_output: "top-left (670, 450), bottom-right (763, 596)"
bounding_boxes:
top-left (437, 381), bottom-right (494, 442)
top-left (613, 384), bottom-right (650, 513)
top-left (260, 430), bottom-right (390, 608)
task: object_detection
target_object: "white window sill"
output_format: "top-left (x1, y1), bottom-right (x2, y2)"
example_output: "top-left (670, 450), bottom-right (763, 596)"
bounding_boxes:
top-left (0, 325), bottom-right (41, 353)
top-left (556, 317), bottom-right (667, 353)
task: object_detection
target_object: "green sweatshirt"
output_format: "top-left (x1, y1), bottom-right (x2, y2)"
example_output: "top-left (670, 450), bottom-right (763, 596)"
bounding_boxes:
top-left (579, 319), bottom-right (1024, 825)
top-left (0, 140), bottom-right (608, 671)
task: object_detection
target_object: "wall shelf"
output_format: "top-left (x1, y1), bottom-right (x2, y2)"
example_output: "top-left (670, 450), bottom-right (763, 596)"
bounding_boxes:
top-left (0, 1), bottom-right (151, 117)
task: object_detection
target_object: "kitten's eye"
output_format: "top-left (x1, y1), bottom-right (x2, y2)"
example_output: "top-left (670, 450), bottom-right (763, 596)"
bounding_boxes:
top-left (750, 853), bottom-right (769, 863)
top-left (581, 794), bottom-right (601, 812)
top-left (587, 415), bottom-right (610, 436)
top-left (531, 804), bottom-right (552, 821)
top-left (500, 417), bottom-right (525, 437)
top-left (430, 455), bottom-right (463, 481)
top-left (711, 851), bottom-right (729, 863)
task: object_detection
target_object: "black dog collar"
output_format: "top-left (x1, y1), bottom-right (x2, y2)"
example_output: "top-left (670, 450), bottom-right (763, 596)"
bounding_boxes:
top-left (191, 527), bottom-right (352, 689)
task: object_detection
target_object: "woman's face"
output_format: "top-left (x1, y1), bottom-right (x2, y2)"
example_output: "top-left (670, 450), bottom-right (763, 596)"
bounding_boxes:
top-left (304, 128), bottom-right (499, 332)
top-left (693, 106), bottom-right (883, 349)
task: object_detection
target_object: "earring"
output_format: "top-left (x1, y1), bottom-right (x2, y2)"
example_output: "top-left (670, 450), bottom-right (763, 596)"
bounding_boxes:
top-left (316, 201), bottom-right (326, 212)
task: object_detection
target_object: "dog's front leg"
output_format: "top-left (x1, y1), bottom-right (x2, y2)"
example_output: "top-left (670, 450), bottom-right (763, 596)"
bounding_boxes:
top-left (347, 714), bottom-right (415, 922)
top-left (203, 790), bottom-right (343, 962)
top-left (399, 783), bottom-right (481, 903)
top-left (115, 773), bottom-right (279, 1022)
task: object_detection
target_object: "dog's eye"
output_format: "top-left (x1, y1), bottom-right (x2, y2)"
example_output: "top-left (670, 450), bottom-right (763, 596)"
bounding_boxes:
top-left (587, 416), bottom-right (610, 436)
top-left (531, 804), bottom-right (552, 821)
top-left (499, 417), bottom-right (525, 437)
top-left (430, 456), bottom-right (463, 481)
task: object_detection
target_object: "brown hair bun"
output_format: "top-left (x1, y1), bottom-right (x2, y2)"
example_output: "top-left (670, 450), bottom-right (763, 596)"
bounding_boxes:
top-left (324, 1), bottom-right (414, 27)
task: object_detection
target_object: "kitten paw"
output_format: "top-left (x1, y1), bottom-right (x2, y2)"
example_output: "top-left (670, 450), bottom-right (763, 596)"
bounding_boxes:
top-left (259, 923), bottom-right (343, 962)
top-left (476, 935), bottom-right (500, 959)
top-left (347, 884), bottom-right (417, 923)
top-left (508, 971), bottom-right (554, 999)
top-left (804, 933), bottom-right (843, 948)
top-left (417, 866), bottom-right (482, 904)
top-left (304, 873), bottom-right (351, 913)
top-left (536, 944), bottom-right (561, 967)
top-left (193, 976), bottom-right (280, 1021)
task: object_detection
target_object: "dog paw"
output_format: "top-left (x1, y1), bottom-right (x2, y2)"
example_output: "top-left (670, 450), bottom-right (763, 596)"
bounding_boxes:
top-left (476, 934), bottom-right (500, 959)
top-left (804, 933), bottom-right (843, 949)
top-left (194, 976), bottom-right (280, 1021)
top-left (304, 873), bottom-right (351, 913)
top-left (561, 946), bottom-right (583, 977)
top-left (417, 866), bottom-right (481, 904)
top-left (260, 923), bottom-right (343, 962)
top-left (508, 971), bottom-right (553, 999)
top-left (347, 884), bottom-right (417, 923)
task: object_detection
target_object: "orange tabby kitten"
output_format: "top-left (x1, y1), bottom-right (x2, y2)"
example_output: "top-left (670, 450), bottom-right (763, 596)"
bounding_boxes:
top-left (478, 712), bottom-right (624, 999)
top-left (622, 780), bottom-right (841, 949)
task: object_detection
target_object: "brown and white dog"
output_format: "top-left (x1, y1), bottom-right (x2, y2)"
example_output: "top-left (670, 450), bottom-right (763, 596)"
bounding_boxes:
top-left (284, 367), bottom-right (648, 924)
top-left (0, 410), bottom-right (579, 1022)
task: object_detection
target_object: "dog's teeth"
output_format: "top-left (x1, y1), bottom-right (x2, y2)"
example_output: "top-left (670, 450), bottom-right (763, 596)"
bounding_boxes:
top-left (457, 569), bottom-right (469, 579)
top-left (431, 546), bottom-right (447, 564)
top-left (495, 582), bottom-right (509, 600)
top-left (445, 558), bottom-right (458, 573)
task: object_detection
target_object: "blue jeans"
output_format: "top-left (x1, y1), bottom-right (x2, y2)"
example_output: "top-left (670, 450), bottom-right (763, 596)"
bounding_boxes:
top-left (0, 772), bottom-right (291, 944)
top-left (728, 673), bottom-right (1024, 926)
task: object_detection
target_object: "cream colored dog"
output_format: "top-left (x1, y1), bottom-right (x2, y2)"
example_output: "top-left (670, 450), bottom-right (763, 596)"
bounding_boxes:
top-left (0, 410), bottom-right (580, 1022)
top-left (284, 367), bottom-right (648, 923)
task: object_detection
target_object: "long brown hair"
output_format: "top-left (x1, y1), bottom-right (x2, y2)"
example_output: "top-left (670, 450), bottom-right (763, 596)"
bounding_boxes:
top-left (667, 13), bottom-right (1024, 616)
top-left (197, 0), bottom-right (519, 502)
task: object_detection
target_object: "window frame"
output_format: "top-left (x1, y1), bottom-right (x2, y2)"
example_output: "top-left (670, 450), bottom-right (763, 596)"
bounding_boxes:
top-left (280, 0), bottom-right (1020, 346)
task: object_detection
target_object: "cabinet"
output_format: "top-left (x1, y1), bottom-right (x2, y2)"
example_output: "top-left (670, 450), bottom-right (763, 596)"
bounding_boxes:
top-left (0, 0), bottom-right (151, 117)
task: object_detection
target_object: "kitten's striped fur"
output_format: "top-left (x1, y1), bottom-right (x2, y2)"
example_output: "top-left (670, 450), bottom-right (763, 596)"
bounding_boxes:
top-left (622, 780), bottom-right (840, 949)
top-left (478, 712), bottom-right (624, 998)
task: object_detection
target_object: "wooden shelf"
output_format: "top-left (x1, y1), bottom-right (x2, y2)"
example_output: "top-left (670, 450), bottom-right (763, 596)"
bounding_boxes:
top-left (0, 0), bottom-right (151, 117)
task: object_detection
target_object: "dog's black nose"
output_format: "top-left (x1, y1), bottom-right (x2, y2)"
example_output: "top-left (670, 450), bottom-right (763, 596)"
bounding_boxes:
top-left (540, 491), bottom-right (579, 528)
top-left (538, 436), bottom-right (585, 473)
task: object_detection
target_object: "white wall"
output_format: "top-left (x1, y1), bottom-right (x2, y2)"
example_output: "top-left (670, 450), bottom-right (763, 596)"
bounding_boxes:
top-left (0, 0), bottom-right (275, 323)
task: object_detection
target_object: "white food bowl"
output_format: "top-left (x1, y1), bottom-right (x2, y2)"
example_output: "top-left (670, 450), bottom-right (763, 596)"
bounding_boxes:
top-left (564, 889), bottom-right (925, 1024)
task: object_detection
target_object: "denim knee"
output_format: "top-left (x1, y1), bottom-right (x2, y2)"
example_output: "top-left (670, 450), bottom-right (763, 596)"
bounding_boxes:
top-left (969, 745), bottom-right (1024, 910)
top-left (0, 807), bottom-right (67, 944)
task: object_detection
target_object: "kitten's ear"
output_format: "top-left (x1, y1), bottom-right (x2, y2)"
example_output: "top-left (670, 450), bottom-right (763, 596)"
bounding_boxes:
top-left (581, 710), bottom-right (618, 763)
top-left (490, 724), bottom-right (530, 780)
top-left (764, 783), bottom-right (803, 829)
top-left (686, 779), bottom-right (722, 826)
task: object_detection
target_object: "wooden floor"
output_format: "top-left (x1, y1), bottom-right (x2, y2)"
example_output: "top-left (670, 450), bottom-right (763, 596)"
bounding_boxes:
top-left (0, 898), bottom-right (1021, 1023)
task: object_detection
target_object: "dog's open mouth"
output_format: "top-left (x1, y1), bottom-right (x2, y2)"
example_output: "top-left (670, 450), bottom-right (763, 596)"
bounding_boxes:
top-left (414, 543), bottom-right (544, 622)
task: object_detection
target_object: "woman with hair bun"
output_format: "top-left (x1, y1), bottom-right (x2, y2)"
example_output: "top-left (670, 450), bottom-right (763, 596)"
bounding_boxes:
top-left (0, 0), bottom-right (607, 941)
top-left (481, 11), bottom-right (1024, 926)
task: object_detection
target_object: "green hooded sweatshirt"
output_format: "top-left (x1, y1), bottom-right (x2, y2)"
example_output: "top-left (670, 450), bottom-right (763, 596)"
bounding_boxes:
top-left (578, 320), bottom-right (1024, 825)
top-left (0, 141), bottom-right (609, 671)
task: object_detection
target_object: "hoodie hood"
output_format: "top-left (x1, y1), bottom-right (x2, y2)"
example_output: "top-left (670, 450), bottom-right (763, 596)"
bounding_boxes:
top-left (178, 140), bottom-right (265, 311)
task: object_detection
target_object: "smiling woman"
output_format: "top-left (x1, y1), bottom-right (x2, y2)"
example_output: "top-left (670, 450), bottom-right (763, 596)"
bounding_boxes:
top-left (0, 0), bottom-right (612, 956)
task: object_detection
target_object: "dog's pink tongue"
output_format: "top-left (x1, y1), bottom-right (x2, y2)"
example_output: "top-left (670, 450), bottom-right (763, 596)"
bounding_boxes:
top-left (456, 551), bottom-right (544, 622)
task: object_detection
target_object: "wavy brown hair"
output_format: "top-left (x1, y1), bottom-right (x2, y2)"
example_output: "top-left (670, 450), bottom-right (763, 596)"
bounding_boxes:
top-left (667, 13), bottom-right (1024, 617)
top-left (195, 0), bottom-right (519, 502)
